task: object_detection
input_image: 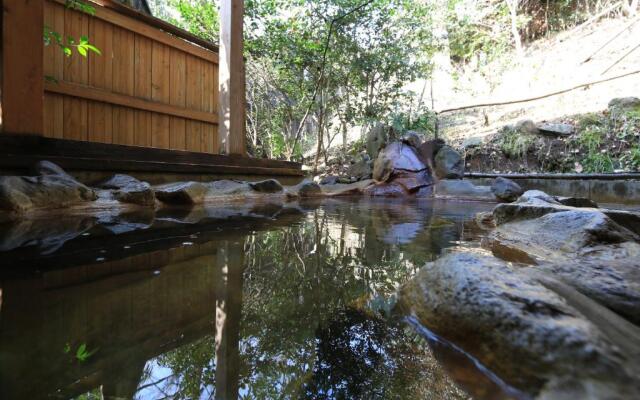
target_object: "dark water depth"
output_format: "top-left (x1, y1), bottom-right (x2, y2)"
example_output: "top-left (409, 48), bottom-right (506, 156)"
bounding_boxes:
top-left (0, 198), bottom-right (515, 400)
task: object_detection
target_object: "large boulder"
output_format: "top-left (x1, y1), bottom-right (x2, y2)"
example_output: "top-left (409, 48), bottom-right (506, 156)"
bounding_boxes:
top-left (366, 123), bottom-right (391, 160)
top-left (97, 174), bottom-right (155, 206)
top-left (372, 142), bottom-right (426, 182)
top-left (0, 162), bottom-right (96, 218)
top-left (433, 145), bottom-right (464, 179)
top-left (399, 248), bottom-right (640, 398)
top-left (400, 130), bottom-right (425, 149)
top-left (491, 177), bottom-right (523, 202)
top-left (154, 180), bottom-right (261, 205)
top-left (515, 119), bottom-right (540, 135)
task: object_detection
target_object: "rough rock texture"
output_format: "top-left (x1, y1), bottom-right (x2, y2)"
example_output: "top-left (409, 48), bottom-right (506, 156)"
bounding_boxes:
top-left (399, 248), bottom-right (640, 399)
top-left (31, 160), bottom-right (75, 178)
top-left (400, 130), bottom-right (425, 149)
top-left (154, 181), bottom-right (210, 205)
top-left (493, 190), bottom-right (640, 235)
top-left (417, 139), bottom-right (445, 169)
top-left (347, 158), bottom-right (373, 181)
top-left (249, 179), bottom-right (283, 193)
top-left (319, 175), bottom-right (339, 185)
top-left (491, 177), bottom-right (523, 202)
top-left (287, 180), bottom-right (323, 198)
top-left (373, 142), bottom-right (427, 182)
top-left (155, 180), bottom-right (265, 205)
top-left (433, 145), bottom-right (464, 179)
top-left (537, 122), bottom-right (575, 137)
top-left (322, 179), bottom-right (374, 197)
top-left (515, 119), bottom-right (539, 135)
top-left (366, 123), bottom-right (391, 159)
top-left (555, 196), bottom-right (598, 208)
top-left (0, 163), bottom-right (97, 218)
top-left (97, 174), bottom-right (155, 206)
top-left (433, 180), bottom-right (494, 201)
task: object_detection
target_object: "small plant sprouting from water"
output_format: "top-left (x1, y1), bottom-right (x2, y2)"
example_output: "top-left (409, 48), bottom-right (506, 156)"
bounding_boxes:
top-left (64, 342), bottom-right (99, 362)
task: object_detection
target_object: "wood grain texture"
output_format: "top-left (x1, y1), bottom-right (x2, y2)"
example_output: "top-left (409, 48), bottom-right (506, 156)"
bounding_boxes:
top-left (218, 0), bottom-right (246, 155)
top-left (2, 0), bottom-right (45, 135)
top-left (170, 49), bottom-right (187, 150)
top-left (39, 0), bottom-right (220, 154)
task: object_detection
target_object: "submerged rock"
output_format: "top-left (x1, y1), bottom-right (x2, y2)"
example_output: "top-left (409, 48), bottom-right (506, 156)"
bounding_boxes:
top-left (97, 174), bottom-right (155, 206)
top-left (433, 145), bottom-right (464, 179)
top-left (0, 162), bottom-right (96, 218)
top-left (433, 180), bottom-right (494, 201)
top-left (399, 248), bottom-right (640, 398)
top-left (491, 177), bottom-right (523, 202)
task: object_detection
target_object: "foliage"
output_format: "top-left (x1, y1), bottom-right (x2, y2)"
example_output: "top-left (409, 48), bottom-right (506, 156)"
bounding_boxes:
top-left (621, 147), bottom-right (640, 170)
top-left (499, 128), bottom-right (534, 159)
top-left (581, 152), bottom-right (614, 173)
top-left (43, 1), bottom-right (100, 58)
top-left (63, 342), bottom-right (99, 362)
top-left (578, 126), bottom-right (603, 153)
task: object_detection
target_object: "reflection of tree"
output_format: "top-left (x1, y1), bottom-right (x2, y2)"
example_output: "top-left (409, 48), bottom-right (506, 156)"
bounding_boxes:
top-left (136, 201), bottom-right (474, 399)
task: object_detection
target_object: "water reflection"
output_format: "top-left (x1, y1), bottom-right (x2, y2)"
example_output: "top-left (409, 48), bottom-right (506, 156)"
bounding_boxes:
top-left (0, 198), bottom-right (497, 399)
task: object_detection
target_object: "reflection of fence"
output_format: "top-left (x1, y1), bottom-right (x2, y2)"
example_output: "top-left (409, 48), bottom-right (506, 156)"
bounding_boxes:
top-left (42, 0), bottom-right (220, 153)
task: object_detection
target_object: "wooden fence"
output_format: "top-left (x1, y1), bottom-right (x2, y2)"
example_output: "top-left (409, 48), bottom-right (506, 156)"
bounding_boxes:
top-left (42, 0), bottom-right (220, 153)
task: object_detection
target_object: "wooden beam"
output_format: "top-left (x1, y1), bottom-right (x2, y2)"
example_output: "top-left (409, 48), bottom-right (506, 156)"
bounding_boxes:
top-left (45, 80), bottom-right (218, 125)
top-left (2, 0), bottom-right (44, 135)
top-left (218, 0), bottom-right (246, 156)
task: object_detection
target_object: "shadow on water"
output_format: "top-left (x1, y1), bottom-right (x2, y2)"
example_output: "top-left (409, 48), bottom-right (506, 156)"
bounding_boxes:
top-left (0, 197), bottom-right (522, 399)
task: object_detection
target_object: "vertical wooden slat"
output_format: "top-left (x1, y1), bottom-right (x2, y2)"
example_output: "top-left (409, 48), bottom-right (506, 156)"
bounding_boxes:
top-left (151, 42), bottom-right (171, 149)
top-left (63, 6), bottom-right (89, 140)
top-left (112, 27), bottom-right (135, 145)
top-left (43, 2), bottom-right (65, 138)
top-left (88, 18), bottom-right (114, 143)
top-left (218, 0), bottom-right (246, 155)
top-left (2, 0), bottom-right (44, 135)
top-left (186, 57), bottom-right (203, 152)
top-left (169, 49), bottom-right (187, 150)
top-left (134, 36), bottom-right (153, 146)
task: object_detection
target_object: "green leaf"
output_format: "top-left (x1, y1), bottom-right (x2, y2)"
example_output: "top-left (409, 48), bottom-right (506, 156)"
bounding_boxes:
top-left (77, 46), bottom-right (88, 57)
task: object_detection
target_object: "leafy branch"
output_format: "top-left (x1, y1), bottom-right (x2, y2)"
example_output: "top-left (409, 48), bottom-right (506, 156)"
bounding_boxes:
top-left (43, 0), bottom-right (101, 58)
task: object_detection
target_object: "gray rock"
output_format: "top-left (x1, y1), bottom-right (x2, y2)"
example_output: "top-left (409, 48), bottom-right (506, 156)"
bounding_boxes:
top-left (433, 145), bottom-right (464, 179)
top-left (154, 181), bottom-right (209, 205)
top-left (97, 174), bottom-right (155, 206)
top-left (490, 208), bottom-right (640, 263)
top-left (461, 136), bottom-right (483, 148)
top-left (366, 123), bottom-right (391, 159)
top-left (399, 248), bottom-right (640, 398)
top-left (400, 130), bottom-right (425, 149)
top-left (555, 196), bottom-right (598, 208)
top-left (537, 122), bottom-right (575, 137)
top-left (491, 177), bottom-right (523, 202)
top-left (515, 119), bottom-right (539, 135)
top-left (287, 180), bottom-right (322, 198)
top-left (319, 175), bottom-right (339, 185)
top-left (347, 159), bottom-right (373, 181)
top-left (372, 142), bottom-right (426, 182)
top-left (416, 139), bottom-right (445, 170)
top-left (31, 160), bottom-right (75, 178)
top-left (249, 179), bottom-right (283, 193)
top-left (0, 172), bottom-right (97, 218)
top-left (608, 97), bottom-right (640, 111)
top-left (540, 259), bottom-right (640, 325)
top-left (494, 190), bottom-right (640, 235)
top-left (433, 180), bottom-right (494, 201)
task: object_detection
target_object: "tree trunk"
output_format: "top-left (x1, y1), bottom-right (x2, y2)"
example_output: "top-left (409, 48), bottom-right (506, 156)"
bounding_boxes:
top-left (507, 0), bottom-right (523, 56)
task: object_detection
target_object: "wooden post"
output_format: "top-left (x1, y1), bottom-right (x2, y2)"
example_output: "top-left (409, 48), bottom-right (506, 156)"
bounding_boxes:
top-left (218, 0), bottom-right (246, 156)
top-left (1, 0), bottom-right (44, 135)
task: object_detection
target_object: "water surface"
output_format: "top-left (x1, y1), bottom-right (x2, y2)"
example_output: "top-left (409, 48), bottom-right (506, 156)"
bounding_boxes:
top-left (0, 198), bottom-right (514, 399)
